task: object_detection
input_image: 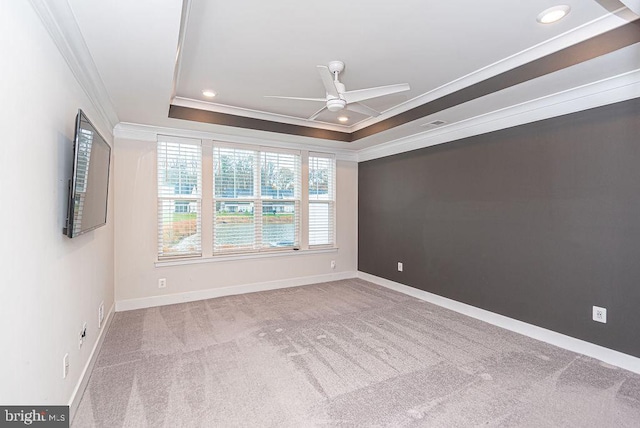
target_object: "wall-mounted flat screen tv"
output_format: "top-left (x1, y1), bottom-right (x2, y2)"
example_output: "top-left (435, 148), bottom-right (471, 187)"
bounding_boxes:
top-left (63, 109), bottom-right (111, 238)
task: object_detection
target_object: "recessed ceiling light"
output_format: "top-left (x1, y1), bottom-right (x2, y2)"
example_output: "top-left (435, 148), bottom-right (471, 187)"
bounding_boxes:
top-left (338, 116), bottom-right (349, 122)
top-left (202, 90), bottom-right (216, 98)
top-left (537, 5), bottom-right (570, 24)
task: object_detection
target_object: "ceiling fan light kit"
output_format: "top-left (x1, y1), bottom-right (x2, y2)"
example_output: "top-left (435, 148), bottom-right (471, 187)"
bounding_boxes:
top-left (266, 60), bottom-right (410, 122)
top-left (327, 98), bottom-right (346, 112)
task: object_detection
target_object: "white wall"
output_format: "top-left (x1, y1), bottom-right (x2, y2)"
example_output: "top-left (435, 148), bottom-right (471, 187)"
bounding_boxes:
top-left (114, 137), bottom-right (358, 306)
top-left (0, 1), bottom-right (114, 405)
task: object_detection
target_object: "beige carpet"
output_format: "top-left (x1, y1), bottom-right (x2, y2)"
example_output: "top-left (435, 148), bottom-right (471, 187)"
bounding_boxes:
top-left (73, 279), bottom-right (640, 427)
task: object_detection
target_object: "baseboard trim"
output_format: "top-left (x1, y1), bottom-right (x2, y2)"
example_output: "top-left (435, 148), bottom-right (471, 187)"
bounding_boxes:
top-left (68, 302), bottom-right (115, 423)
top-left (358, 272), bottom-right (640, 375)
top-left (116, 271), bottom-right (358, 312)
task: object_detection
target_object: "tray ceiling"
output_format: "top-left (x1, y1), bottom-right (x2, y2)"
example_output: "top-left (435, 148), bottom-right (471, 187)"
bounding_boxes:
top-left (64, 0), bottom-right (639, 149)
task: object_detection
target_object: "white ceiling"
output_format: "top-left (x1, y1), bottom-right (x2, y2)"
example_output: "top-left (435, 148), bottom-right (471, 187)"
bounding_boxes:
top-left (64, 0), bottom-right (639, 151)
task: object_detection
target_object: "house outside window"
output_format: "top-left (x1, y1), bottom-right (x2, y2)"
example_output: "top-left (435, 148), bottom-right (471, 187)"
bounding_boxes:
top-left (157, 138), bottom-right (335, 259)
top-left (212, 145), bottom-right (301, 254)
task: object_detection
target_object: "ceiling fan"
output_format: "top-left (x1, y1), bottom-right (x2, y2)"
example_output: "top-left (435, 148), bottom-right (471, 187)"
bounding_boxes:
top-left (266, 60), bottom-right (410, 121)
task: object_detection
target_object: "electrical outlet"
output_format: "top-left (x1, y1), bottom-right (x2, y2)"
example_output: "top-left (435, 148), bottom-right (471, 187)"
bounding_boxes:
top-left (593, 306), bottom-right (607, 323)
top-left (330, 260), bottom-right (336, 269)
top-left (63, 353), bottom-right (69, 379)
top-left (158, 278), bottom-right (167, 289)
top-left (98, 302), bottom-right (104, 329)
top-left (79, 322), bottom-right (87, 349)
top-left (397, 262), bottom-right (403, 272)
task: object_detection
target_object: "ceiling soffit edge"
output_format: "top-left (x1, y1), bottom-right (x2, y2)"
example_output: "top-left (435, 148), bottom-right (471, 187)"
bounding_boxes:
top-left (357, 69), bottom-right (640, 162)
top-left (118, 68), bottom-right (640, 162)
top-left (172, 10), bottom-right (633, 135)
top-left (172, 97), bottom-right (350, 133)
top-left (351, 18), bottom-right (640, 140)
top-left (350, 7), bottom-right (634, 133)
top-left (169, 105), bottom-right (352, 142)
top-left (171, 0), bottom-right (193, 100)
top-left (170, 19), bottom-right (640, 142)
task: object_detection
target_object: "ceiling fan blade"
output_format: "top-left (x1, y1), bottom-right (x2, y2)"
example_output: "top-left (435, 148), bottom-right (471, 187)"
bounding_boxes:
top-left (308, 106), bottom-right (327, 120)
top-left (265, 95), bottom-right (326, 102)
top-left (343, 83), bottom-right (410, 104)
top-left (317, 65), bottom-right (340, 98)
top-left (346, 102), bottom-right (381, 117)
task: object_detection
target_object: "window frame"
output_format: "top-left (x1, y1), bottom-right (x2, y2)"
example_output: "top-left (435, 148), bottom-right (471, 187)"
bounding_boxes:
top-left (156, 136), bottom-right (203, 259)
top-left (308, 152), bottom-right (336, 248)
top-left (156, 139), bottom-right (337, 262)
top-left (212, 143), bottom-right (302, 256)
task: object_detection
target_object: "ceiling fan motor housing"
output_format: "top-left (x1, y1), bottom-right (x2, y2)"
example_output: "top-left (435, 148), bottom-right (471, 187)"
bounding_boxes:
top-left (328, 60), bottom-right (345, 74)
top-left (326, 98), bottom-right (346, 112)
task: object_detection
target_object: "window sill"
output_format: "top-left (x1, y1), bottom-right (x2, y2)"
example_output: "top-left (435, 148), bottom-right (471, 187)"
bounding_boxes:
top-left (155, 247), bottom-right (338, 267)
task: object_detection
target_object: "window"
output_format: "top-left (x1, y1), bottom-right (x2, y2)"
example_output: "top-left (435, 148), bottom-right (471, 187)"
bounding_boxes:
top-left (213, 145), bottom-right (301, 254)
top-left (308, 153), bottom-right (335, 247)
top-left (157, 137), bottom-right (202, 258)
top-left (156, 139), bottom-right (334, 260)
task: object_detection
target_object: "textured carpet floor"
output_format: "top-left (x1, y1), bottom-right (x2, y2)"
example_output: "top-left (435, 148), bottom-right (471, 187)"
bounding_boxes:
top-left (73, 279), bottom-right (640, 427)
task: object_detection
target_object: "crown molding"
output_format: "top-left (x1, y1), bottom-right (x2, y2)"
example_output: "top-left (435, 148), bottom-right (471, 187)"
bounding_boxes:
top-left (171, 97), bottom-right (350, 133)
top-left (171, 10), bottom-right (635, 138)
top-left (113, 122), bottom-right (358, 161)
top-left (115, 68), bottom-right (640, 165)
top-left (29, 0), bottom-right (119, 136)
top-left (358, 69), bottom-right (640, 162)
top-left (620, 0), bottom-right (640, 15)
top-left (351, 9), bottom-right (634, 132)
top-left (172, 9), bottom-right (632, 135)
top-left (28, 0), bottom-right (634, 147)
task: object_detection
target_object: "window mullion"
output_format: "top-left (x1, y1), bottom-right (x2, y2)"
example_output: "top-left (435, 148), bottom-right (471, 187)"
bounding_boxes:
top-left (201, 140), bottom-right (213, 256)
top-left (300, 150), bottom-right (309, 250)
top-left (255, 151), bottom-right (262, 250)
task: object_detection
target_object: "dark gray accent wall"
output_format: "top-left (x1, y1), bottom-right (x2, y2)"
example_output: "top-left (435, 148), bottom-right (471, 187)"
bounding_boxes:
top-left (359, 98), bottom-right (640, 358)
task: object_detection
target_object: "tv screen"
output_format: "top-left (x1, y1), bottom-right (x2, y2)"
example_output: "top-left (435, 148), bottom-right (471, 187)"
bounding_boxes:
top-left (64, 109), bottom-right (111, 238)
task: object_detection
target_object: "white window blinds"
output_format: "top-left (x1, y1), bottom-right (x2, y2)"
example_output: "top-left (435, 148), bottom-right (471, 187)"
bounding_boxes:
top-left (213, 145), bottom-right (301, 254)
top-left (213, 146), bottom-right (258, 253)
top-left (260, 150), bottom-right (301, 250)
top-left (309, 153), bottom-right (335, 247)
top-left (157, 137), bottom-right (202, 258)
